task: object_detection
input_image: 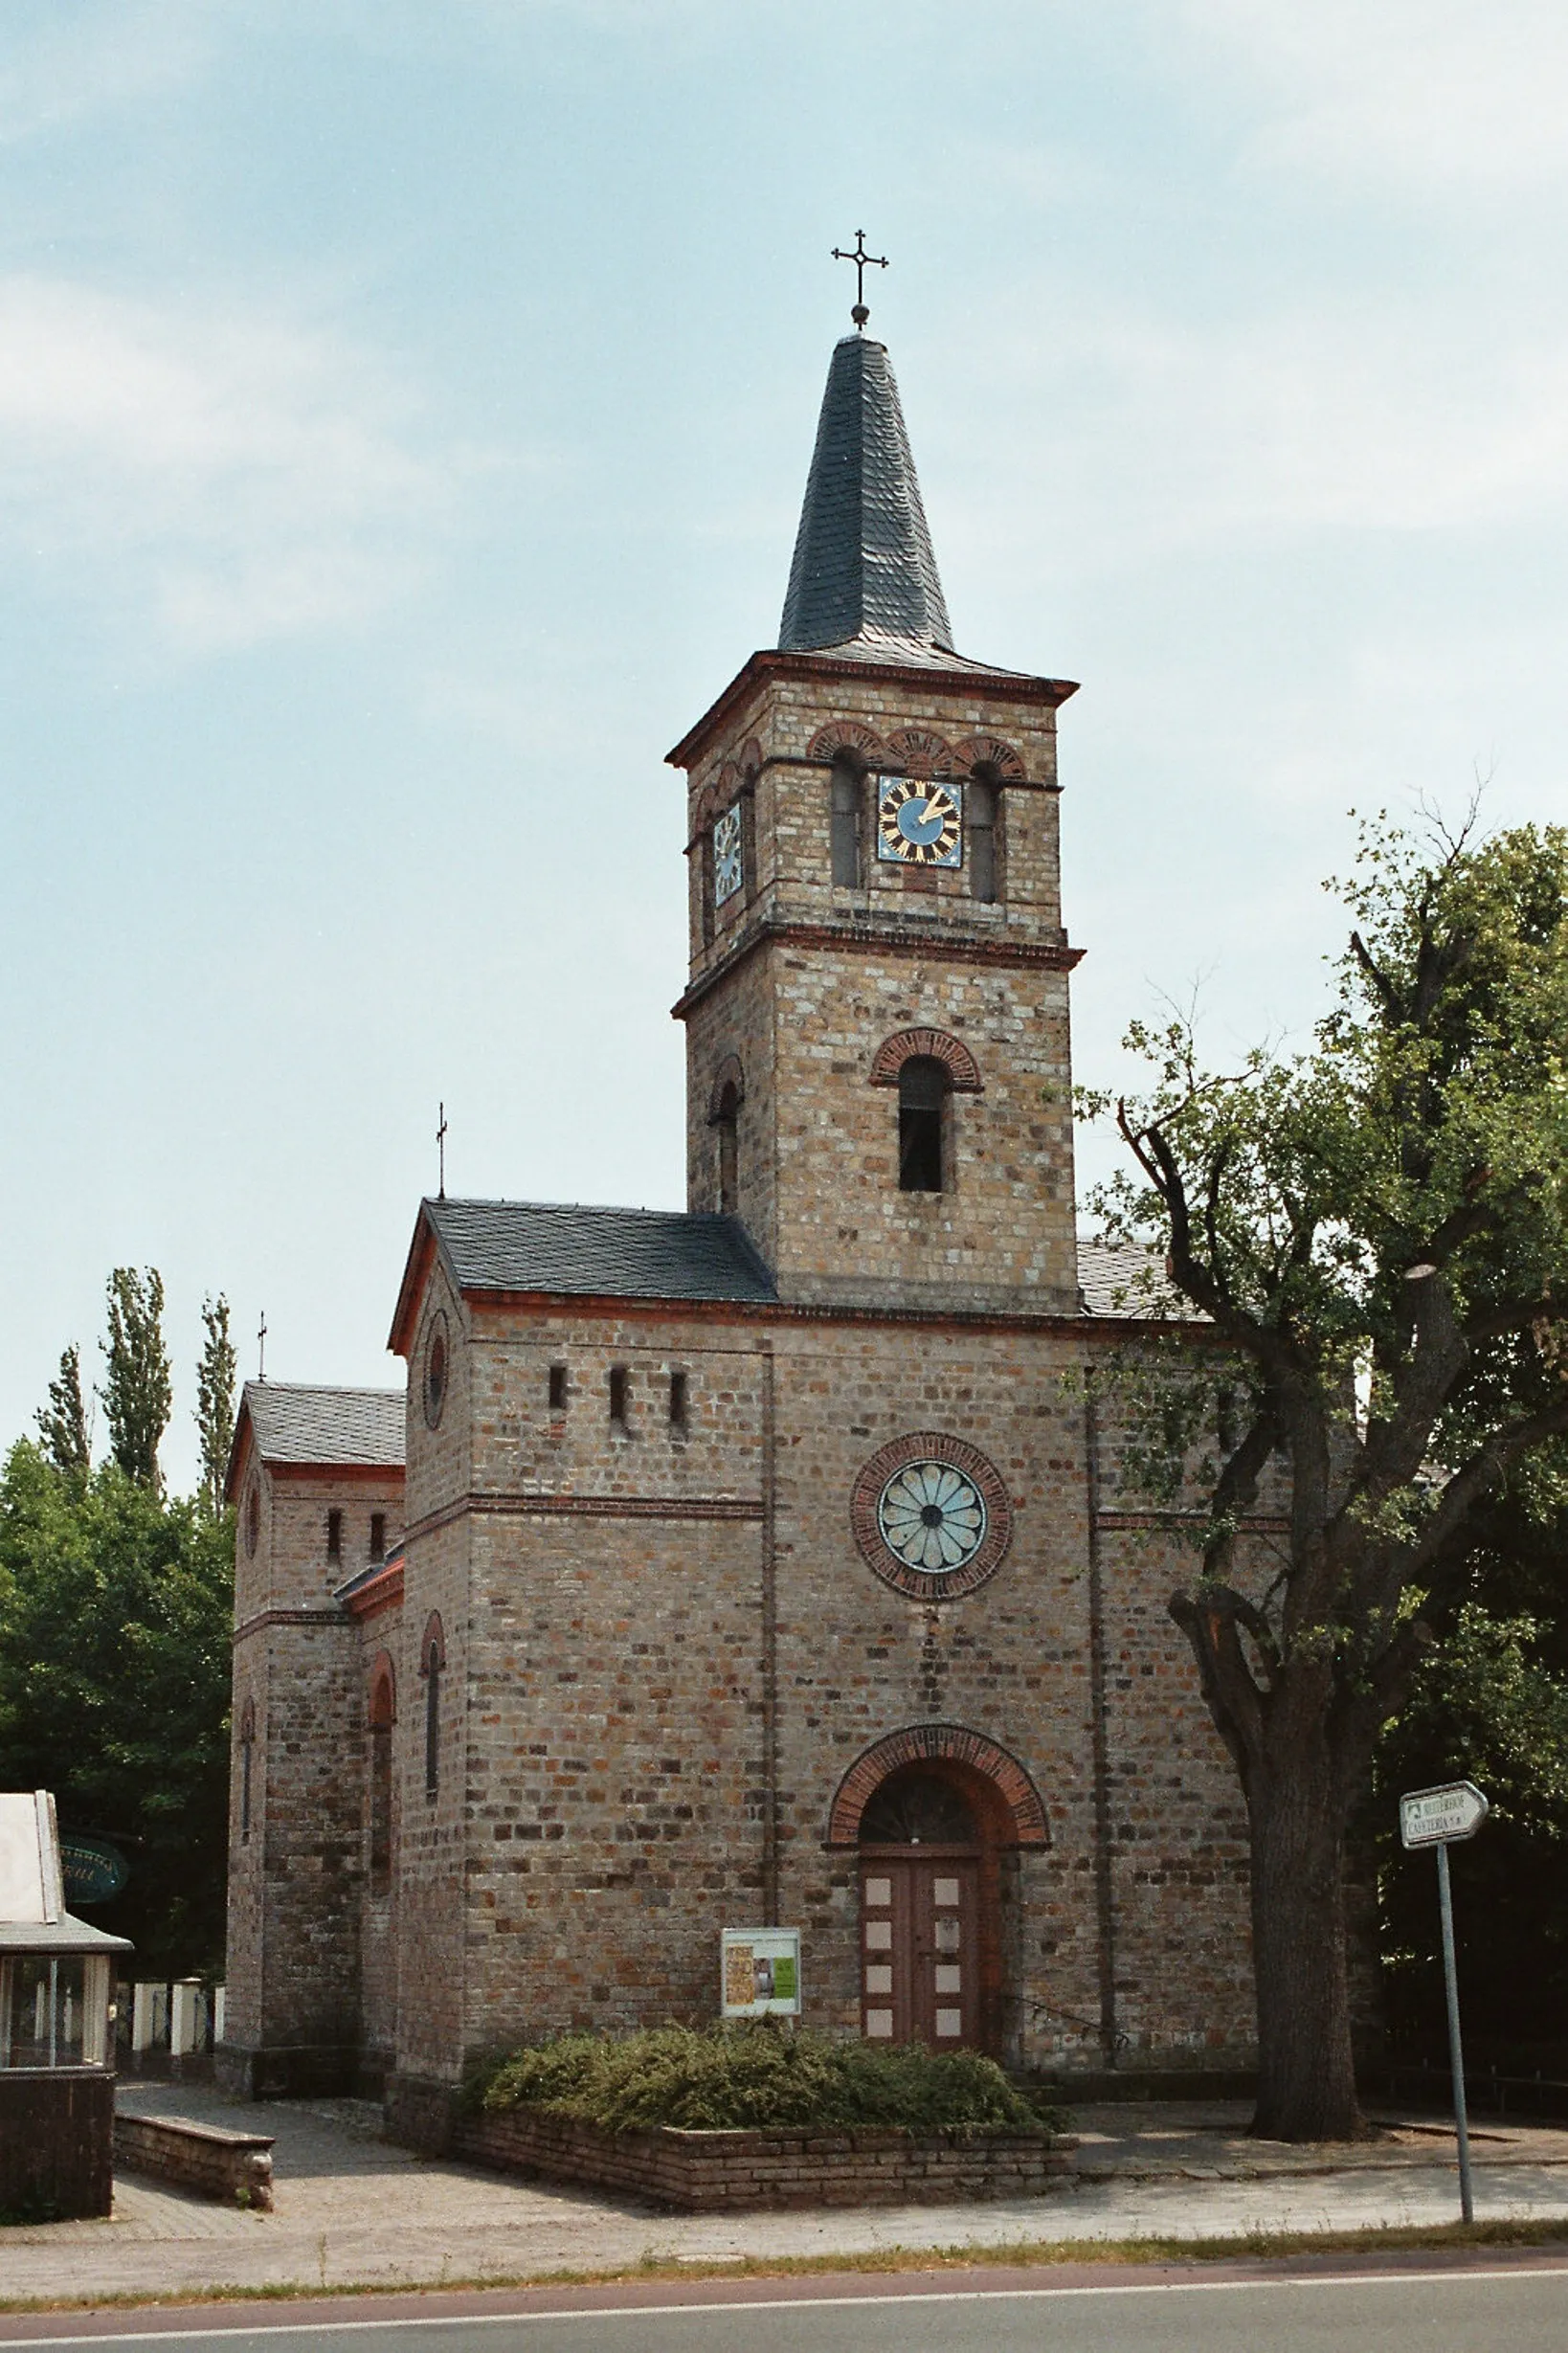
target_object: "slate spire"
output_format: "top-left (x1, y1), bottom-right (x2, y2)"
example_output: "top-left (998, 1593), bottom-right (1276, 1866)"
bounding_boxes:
top-left (779, 335), bottom-right (954, 657)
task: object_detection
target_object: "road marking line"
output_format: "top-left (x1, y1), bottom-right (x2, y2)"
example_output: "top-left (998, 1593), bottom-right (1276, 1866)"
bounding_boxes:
top-left (6, 2262), bottom-right (1568, 2345)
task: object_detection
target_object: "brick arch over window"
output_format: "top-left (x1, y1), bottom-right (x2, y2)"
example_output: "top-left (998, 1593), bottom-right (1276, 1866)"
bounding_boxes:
top-left (420, 1612), bottom-right (446, 1672)
top-left (368, 1650), bottom-right (396, 1729)
top-left (885, 727), bottom-right (956, 777)
top-left (807, 719), bottom-right (890, 768)
top-left (739, 736), bottom-right (764, 780)
top-left (952, 733), bottom-right (1027, 782)
top-left (868, 1027), bottom-right (983, 1093)
top-left (696, 759), bottom-right (744, 833)
top-left (828, 1725), bottom-right (1049, 1849)
top-left (706, 1055), bottom-right (746, 1122)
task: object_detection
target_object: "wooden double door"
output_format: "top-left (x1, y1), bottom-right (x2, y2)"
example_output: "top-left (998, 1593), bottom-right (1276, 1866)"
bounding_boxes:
top-left (859, 1849), bottom-right (981, 2049)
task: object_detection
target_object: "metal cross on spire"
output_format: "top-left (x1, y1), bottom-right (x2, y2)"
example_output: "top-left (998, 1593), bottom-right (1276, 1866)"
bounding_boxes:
top-left (437, 1101), bottom-right (448, 1199)
top-left (257, 1311), bottom-right (268, 1383)
top-left (832, 230), bottom-right (888, 330)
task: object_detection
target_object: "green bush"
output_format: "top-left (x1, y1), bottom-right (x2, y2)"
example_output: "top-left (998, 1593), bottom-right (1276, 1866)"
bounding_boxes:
top-left (478, 2020), bottom-right (1055, 2136)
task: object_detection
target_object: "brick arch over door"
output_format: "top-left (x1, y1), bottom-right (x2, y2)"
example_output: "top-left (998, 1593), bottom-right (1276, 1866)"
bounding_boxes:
top-left (827, 1724), bottom-right (1050, 1848)
top-left (868, 1027), bottom-right (983, 1093)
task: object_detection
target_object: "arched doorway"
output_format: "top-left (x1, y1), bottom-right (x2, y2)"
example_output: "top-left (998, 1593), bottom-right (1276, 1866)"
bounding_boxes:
top-left (833, 1727), bottom-right (1049, 2058)
top-left (859, 1767), bottom-right (984, 2049)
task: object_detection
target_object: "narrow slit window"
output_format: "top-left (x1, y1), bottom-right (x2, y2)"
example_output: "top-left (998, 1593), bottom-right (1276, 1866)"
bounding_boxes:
top-left (238, 1700), bottom-right (256, 1845)
top-left (549, 1362), bottom-right (568, 1413)
top-left (669, 1370), bottom-right (688, 1431)
top-left (969, 778), bottom-right (999, 903)
top-left (716, 1082), bottom-right (739, 1214)
top-left (370, 1513), bottom-right (386, 1565)
top-left (830, 763), bottom-right (862, 887)
top-left (424, 1644), bottom-right (440, 1803)
top-left (609, 1366), bottom-right (630, 1431)
top-left (326, 1508), bottom-right (342, 1562)
top-left (898, 1055), bottom-right (948, 1193)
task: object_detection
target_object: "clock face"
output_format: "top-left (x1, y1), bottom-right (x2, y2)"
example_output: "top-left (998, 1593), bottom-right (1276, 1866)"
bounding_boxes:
top-left (713, 802), bottom-right (744, 905)
top-left (876, 774), bottom-right (963, 868)
top-left (877, 1460), bottom-right (988, 1576)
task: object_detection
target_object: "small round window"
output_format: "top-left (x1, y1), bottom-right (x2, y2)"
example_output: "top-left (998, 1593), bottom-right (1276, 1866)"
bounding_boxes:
top-left (244, 1478), bottom-right (260, 1557)
top-left (423, 1312), bottom-right (449, 1428)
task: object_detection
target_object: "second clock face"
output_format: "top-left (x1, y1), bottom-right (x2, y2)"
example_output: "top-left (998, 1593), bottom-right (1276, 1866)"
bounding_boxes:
top-left (713, 802), bottom-right (744, 904)
top-left (877, 774), bottom-right (963, 867)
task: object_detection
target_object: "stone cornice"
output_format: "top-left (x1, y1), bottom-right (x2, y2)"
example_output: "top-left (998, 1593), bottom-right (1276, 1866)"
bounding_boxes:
top-left (401, 1490), bottom-right (766, 1549)
top-left (673, 915), bottom-right (1084, 1020)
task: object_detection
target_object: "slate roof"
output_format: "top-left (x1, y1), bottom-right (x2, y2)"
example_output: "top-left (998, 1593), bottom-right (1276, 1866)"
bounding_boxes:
top-left (422, 1198), bottom-right (779, 1307)
top-left (1077, 1241), bottom-right (1191, 1319)
top-left (239, 1381), bottom-right (406, 1470)
top-left (780, 336), bottom-right (955, 657)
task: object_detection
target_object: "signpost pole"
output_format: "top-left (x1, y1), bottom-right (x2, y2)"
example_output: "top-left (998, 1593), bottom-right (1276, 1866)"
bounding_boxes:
top-left (1435, 1840), bottom-right (1474, 2225)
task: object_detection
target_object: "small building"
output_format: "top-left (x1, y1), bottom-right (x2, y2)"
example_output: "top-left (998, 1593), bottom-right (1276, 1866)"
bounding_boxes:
top-left (0, 1790), bottom-right (131, 2219)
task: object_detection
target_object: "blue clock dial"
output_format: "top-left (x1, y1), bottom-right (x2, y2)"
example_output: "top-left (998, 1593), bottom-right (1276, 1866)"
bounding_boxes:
top-left (876, 775), bottom-right (963, 868)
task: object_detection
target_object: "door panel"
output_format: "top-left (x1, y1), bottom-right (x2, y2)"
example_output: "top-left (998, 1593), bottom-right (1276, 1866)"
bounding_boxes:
top-left (860, 1853), bottom-right (980, 2048)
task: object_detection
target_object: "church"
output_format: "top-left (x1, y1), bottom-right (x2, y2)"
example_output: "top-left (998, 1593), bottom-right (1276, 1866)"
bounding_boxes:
top-left (220, 296), bottom-right (1260, 2137)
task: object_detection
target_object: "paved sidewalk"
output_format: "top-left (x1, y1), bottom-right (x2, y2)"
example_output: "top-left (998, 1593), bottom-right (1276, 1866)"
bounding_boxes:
top-left (1, 2084), bottom-right (1565, 2308)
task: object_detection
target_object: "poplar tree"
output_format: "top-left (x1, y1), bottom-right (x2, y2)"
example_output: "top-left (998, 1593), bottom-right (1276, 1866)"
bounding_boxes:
top-left (194, 1295), bottom-right (237, 1514)
top-left (100, 1266), bottom-right (171, 1491)
top-left (35, 1344), bottom-right (91, 1482)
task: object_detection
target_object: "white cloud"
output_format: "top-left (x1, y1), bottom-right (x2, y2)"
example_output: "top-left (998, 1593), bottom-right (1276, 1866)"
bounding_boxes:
top-left (1176, 0), bottom-right (1568, 197)
top-left (0, 2), bottom-right (212, 146)
top-left (0, 275), bottom-right (463, 651)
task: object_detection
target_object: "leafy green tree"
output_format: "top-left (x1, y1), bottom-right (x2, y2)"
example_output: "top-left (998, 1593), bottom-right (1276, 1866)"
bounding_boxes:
top-left (0, 1441), bottom-right (232, 1973)
top-left (35, 1344), bottom-right (91, 1483)
top-left (100, 1266), bottom-right (170, 1490)
top-left (1083, 818), bottom-right (1568, 2140)
top-left (194, 1295), bottom-right (237, 1515)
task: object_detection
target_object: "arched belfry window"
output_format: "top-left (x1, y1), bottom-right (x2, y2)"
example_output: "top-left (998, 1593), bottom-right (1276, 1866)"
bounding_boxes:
top-left (898, 1055), bottom-right (949, 1193)
top-left (830, 760), bottom-right (862, 888)
top-left (968, 774), bottom-right (1000, 903)
top-left (420, 1613), bottom-right (445, 1804)
top-left (708, 1057), bottom-right (745, 1217)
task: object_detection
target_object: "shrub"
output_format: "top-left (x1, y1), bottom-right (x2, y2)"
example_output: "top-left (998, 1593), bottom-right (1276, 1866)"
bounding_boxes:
top-left (478, 2020), bottom-right (1053, 2136)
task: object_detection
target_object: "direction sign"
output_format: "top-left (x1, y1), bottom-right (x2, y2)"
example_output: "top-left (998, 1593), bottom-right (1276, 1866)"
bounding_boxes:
top-left (1400, 1781), bottom-right (1489, 1850)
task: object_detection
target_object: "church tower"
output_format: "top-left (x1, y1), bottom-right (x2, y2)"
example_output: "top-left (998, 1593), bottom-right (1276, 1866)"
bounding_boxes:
top-left (669, 320), bottom-right (1082, 1314)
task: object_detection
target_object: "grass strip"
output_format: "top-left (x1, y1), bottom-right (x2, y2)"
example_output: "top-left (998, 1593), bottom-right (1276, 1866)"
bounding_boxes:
top-left (1, 2214), bottom-right (1566, 2317)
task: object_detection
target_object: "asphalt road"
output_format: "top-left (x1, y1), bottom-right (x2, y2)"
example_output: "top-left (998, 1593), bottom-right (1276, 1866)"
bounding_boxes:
top-left (5, 2263), bottom-right (1568, 2353)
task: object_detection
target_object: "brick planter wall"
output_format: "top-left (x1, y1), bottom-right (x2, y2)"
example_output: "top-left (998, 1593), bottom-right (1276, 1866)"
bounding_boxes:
top-left (113, 2114), bottom-right (275, 2210)
top-left (454, 2106), bottom-right (1077, 2211)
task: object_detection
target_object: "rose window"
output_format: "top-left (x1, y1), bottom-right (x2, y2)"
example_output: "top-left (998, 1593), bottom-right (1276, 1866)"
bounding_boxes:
top-left (877, 1461), bottom-right (988, 1576)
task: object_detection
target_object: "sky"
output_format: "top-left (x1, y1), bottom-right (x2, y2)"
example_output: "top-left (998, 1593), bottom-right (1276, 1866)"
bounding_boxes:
top-left (6, 0), bottom-right (1568, 1492)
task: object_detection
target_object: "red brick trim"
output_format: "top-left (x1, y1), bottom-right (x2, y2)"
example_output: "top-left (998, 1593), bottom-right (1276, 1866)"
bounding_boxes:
top-left (665, 650), bottom-right (1078, 773)
top-left (849, 1432), bottom-right (1013, 1602)
top-left (806, 719), bottom-right (890, 767)
top-left (952, 733), bottom-right (1027, 782)
top-left (400, 1490), bottom-right (766, 1548)
top-left (673, 920), bottom-right (1084, 1020)
top-left (868, 1027), bottom-right (982, 1092)
top-left (342, 1557), bottom-right (405, 1621)
top-left (828, 1724), bottom-right (1050, 1849)
top-left (884, 727), bottom-right (956, 777)
top-left (263, 1462), bottom-right (407, 1489)
top-left (232, 1606), bottom-right (347, 1643)
top-left (707, 1055), bottom-right (746, 1121)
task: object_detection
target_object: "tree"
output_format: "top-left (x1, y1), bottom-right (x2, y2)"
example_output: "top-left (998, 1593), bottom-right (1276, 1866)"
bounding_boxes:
top-left (1083, 817), bottom-right (1568, 2140)
top-left (35, 1344), bottom-right (91, 1482)
top-left (0, 1441), bottom-right (233, 1973)
top-left (100, 1266), bottom-right (171, 1490)
top-left (194, 1295), bottom-right (237, 1514)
